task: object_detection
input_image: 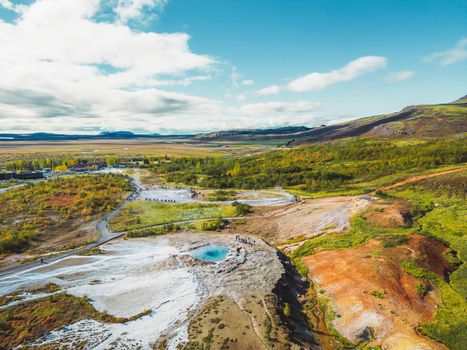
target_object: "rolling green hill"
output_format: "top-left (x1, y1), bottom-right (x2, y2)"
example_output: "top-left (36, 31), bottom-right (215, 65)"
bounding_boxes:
top-left (288, 96), bottom-right (467, 144)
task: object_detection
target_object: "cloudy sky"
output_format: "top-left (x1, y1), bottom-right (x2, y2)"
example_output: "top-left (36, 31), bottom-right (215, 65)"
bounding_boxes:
top-left (0, 0), bottom-right (466, 134)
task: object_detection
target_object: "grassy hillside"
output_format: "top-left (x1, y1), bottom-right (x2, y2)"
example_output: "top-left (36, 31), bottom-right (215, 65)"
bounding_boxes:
top-left (364, 104), bottom-right (467, 138)
top-left (289, 97), bottom-right (466, 144)
top-left (151, 136), bottom-right (466, 197)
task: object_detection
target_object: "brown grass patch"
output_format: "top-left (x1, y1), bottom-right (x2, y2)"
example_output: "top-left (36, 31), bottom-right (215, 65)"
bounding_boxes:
top-left (48, 194), bottom-right (79, 207)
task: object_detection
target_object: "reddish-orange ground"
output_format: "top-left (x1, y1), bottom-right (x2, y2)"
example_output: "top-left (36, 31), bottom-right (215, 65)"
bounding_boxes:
top-left (303, 235), bottom-right (451, 350)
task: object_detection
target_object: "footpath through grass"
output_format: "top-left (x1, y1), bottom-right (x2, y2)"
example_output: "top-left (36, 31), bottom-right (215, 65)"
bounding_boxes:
top-left (110, 201), bottom-right (240, 232)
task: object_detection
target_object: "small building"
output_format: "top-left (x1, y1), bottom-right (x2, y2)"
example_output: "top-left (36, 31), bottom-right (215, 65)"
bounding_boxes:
top-left (68, 162), bottom-right (107, 172)
top-left (0, 172), bottom-right (14, 180)
top-left (14, 171), bottom-right (44, 180)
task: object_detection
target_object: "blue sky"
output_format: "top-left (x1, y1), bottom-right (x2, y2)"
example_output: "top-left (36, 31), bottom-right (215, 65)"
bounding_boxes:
top-left (0, 0), bottom-right (466, 134)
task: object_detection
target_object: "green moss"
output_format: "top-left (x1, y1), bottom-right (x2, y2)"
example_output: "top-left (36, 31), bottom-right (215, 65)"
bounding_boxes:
top-left (416, 283), bottom-right (429, 298)
top-left (276, 235), bottom-right (306, 246)
top-left (291, 215), bottom-right (413, 261)
top-left (370, 291), bottom-right (384, 299)
top-left (380, 235), bottom-right (409, 248)
top-left (392, 181), bottom-right (467, 297)
top-left (282, 303), bottom-right (290, 317)
top-left (401, 259), bottom-right (467, 350)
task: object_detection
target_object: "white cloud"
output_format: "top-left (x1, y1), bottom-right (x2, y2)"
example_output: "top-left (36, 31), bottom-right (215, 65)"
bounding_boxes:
top-left (115, 0), bottom-right (168, 23)
top-left (287, 56), bottom-right (387, 92)
top-left (0, 0), bottom-right (331, 134)
top-left (239, 101), bottom-right (321, 116)
top-left (0, 0), bottom-right (13, 10)
top-left (256, 85), bottom-right (281, 96)
top-left (241, 79), bottom-right (255, 86)
top-left (154, 75), bottom-right (212, 87)
top-left (384, 70), bottom-right (415, 83)
top-left (0, 0), bottom-right (221, 133)
top-left (0, 0), bottom-right (25, 13)
top-left (423, 38), bottom-right (467, 66)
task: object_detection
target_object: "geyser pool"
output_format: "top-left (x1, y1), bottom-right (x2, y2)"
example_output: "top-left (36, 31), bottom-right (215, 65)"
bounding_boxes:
top-left (189, 244), bottom-right (230, 262)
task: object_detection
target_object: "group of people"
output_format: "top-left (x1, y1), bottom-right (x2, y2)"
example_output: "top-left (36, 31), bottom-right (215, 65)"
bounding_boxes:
top-left (147, 198), bottom-right (177, 203)
top-left (190, 188), bottom-right (200, 199)
top-left (235, 235), bottom-right (255, 245)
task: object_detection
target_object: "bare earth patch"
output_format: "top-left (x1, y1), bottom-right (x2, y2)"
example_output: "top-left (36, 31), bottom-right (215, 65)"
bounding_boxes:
top-left (302, 235), bottom-right (452, 350)
top-left (363, 200), bottom-right (412, 228)
top-left (233, 195), bottom-right (370, 250)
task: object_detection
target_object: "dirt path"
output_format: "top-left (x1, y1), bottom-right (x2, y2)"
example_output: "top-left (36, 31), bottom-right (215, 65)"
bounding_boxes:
top-left (261, 297), bottom-right (275, 329)
top-left (232, 298), bottom-right (270, 350)
top-left (381, 167), bottom-right (465, 191)
top-left (0, 183), bottom-right (26, 194)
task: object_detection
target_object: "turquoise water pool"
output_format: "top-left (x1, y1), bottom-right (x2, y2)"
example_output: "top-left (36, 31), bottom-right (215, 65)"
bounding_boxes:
top-left (189, 244), bottom-right (230, 262)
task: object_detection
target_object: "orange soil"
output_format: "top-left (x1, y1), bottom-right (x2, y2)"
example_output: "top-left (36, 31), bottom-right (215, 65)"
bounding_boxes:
top-left (303, 235), bottom-right (451, 350)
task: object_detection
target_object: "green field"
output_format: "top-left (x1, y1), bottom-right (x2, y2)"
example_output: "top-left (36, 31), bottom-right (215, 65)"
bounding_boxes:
top-left (110, 201), bottom-right (240, 232)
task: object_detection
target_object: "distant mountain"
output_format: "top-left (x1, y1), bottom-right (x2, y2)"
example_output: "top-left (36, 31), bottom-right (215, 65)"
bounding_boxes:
top-left (195, 126), bottom-right (310, 141)
top-left (98, 131), bottom-right (138, 138)
top-left (0, 131), bottom-right (180, 141)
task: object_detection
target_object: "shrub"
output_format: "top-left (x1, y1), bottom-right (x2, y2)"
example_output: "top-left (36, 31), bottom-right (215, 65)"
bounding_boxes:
top-left (283, 303), bottom-right (291, 317)
top-left (371, 291), bottom-right (384, 299)
top-left (201, 219), bottom-right (226, 231)
top-left (380, 235), bottom-right (409, 248)
top-left (232, 201), bottom-right (252, 216)
top-left (416, 283), bottom-right (430, 298)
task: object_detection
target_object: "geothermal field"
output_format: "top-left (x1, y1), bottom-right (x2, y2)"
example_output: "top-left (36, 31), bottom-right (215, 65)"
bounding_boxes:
top-left (0, 234), bottom-right (284, 349)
